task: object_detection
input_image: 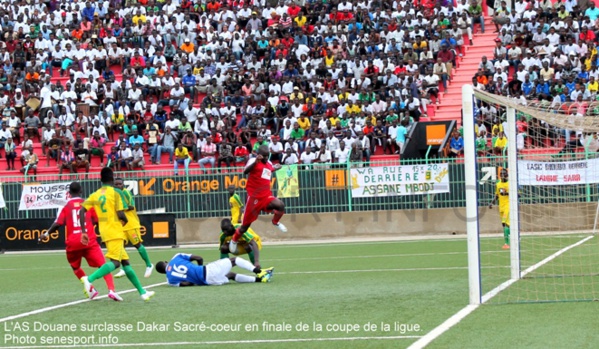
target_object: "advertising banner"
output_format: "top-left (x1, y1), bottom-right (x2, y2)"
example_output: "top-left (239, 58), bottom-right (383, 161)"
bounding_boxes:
top-left (0, 183), bottom-right (6, 209)
top-left (19, 182), bottom-right (71, 211)
top-left (518, 158), bottom-right (599, 186)
top-left (350, 164), bottom-right (450, 198)
top-left (0, 214), bottom-right (176, 251)
top-left (276, 164), bottom-right (300, 198)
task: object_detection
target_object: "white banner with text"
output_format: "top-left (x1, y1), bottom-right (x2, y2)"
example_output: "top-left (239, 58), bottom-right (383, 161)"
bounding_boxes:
top-left (19, 182), bottom-right (71, 211)
top-left (518, 158), bottom-right (599, 186)
top-left (350, 164), bottom-right (450, 198)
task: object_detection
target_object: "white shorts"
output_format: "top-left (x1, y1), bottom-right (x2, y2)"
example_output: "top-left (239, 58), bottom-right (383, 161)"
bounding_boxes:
top-left (205, 258), bottom-right (232, 286)
top-left (396, 141), bottom-right (405, 152)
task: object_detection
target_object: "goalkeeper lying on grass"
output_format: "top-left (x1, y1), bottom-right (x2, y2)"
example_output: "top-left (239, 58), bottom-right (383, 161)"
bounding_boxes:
top-left (155, 253), bottom-right (273, 286)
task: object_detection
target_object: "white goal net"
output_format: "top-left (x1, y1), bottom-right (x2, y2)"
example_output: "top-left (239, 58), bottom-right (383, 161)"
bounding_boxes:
top-left (463, 85), bottom-right (599, 305)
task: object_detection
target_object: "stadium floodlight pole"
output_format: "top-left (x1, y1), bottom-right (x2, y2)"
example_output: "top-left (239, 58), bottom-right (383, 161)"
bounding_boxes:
top-left (462, 84), bottom-right (481, 305)
top-left (506, 106), bottom-right (521, 280)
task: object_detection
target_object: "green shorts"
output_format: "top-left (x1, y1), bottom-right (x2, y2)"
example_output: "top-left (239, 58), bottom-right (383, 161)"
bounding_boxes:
top-left (91, 148), bottom-right (103, 155)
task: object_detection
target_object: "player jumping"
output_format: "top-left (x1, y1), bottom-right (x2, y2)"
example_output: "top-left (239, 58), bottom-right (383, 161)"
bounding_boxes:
top-left (489, 168), bottom-right (510, 249)
top-left (41, 182), bottom-right (122, 301)
top-left (80, 167), bottom-right (155, 301)
top-left (229, 145), bottom-right (287, 254)
top-left (155, 253), bottom-right (273, 286)
top-left (113, 178), bottom-right (154, 279)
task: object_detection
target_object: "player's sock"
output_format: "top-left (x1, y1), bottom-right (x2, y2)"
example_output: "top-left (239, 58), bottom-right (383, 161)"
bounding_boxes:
top-left (248, 251), bottom-right (255, 264)
top-left (231, 228), bottom-right (241, 243)
top-left (234, 257), bottom-right (260, 273)
top-left (272, 210), bottom-right (284, 225)
top-left (137, 245), bottom-right (152, 268)
top-left (504, 226), bottom-right (510, 245)
top-left (234, 274), bottom-right (256, 283)
top-left (220, 253), bottom-right (229, 259)
top-left (123, 264), bottom-right (146, 295)
top-left (88, 262), bottom-right (116, 283)
top-left (73, 267), bottom-right (86, 280)
top-left (103, 273), bottom-right (115, 292)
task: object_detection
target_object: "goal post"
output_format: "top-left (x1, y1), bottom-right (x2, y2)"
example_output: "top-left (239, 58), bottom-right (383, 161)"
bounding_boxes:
top-left (462, 84), bottom-right (481, 305)
top-left (463, 85), bottom-right (599, 305)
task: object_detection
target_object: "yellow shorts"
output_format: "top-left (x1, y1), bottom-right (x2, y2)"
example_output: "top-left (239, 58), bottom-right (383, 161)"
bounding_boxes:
top-left (231, 209), bottom-right (242, 224)
top-left (499, 209), bottom-right (510, 226)
top-left (104, 239), bottom-right (129, 261)
top-left (124, 228), bottom-right (143, 245)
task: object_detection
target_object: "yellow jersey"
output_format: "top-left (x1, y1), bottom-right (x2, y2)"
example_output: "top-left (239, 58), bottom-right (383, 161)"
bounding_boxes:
top-left (494, 137), bottom-right (507, 149)
top-left (83, 185), bottom-right (128, 242)
top-left (495, 180), bottom-right (509, 210)
top-left (219, 225), bottom-right (262, 255)
top-left (175, 147), bottom-right (190, 159)
top-left (229, 194), bottom-right (244, 223)
top-left (346, 104), bottom-right (361, 115)
top-left (121, 188), bottom-right (141, 230)
top-left (297, 117), bottom-right (311, 130)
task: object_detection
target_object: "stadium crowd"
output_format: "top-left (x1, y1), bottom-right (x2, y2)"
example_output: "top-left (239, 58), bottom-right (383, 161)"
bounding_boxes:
top-left (471, 0), bottom-right (599, 157)
top-left (0, 0), bottom-right (485, 175)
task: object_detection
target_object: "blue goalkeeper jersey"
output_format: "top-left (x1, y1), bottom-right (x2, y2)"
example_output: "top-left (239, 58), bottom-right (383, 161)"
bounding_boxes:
top-left (165, 253), bottom-right (207, 286)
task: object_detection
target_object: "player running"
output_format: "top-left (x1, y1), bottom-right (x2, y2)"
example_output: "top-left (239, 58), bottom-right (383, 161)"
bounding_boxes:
top-left (41, 182), bottom-right (122, 301)
top-left (219, 218), bottom-right (264, 268)
top-left (155, 253), bottom-right (273, 286)
top-left (229, 145), bottom-right (287, 254)
top-left (489, 168), bottom-right (510, 249)
top-left (80, 167), bottom-right (155, 301)
top-left (113, 178), bottom-right (153, 279)
top-left (228, 185), bottom-right (244, 224)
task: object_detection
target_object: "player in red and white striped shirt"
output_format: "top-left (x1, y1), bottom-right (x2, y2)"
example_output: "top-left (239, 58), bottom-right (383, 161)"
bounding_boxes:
top-left (229, 145), bottom-right (287, 254)
top-left (42, 182), bottom-right (122, 301)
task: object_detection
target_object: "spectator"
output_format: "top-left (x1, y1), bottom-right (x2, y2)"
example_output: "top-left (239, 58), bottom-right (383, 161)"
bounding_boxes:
top-left (174, 143), bottom-right (191, 176)
top-left (282, 148), bottom-right (299, 165)
top-left (58, 143), bottom-right (76, 179)
top-left (396, 120), bottom-right (409, 154)
top-left (131, 143), bottom-right (145, 170)
top-left (333, 141), bottom-right (350, 167)
top-left (234, 143), bottom-right (250, 166)
top-left (74, 142), bottom-right (91, 177)
top-left (198, 136), bottom-right (217, 173)
top-left (218, 142), bottom-right (235, 171)
top-left (449, 131), bottom-right (464, 157)
top-left (476, 130), bottom-right (489, 156)
top-left (5, 137), bottom-right (16, 170)
top-left (20, 144), bottom-right (38, 178)
top-left (268, 137), bottom-right (284, 163)
top-left (89, 132), bottom-right (106, 167)
top-left (154, 127), bottom-right (176, 165)
top-left (46, 133), bottom-right (62, 167)
top-left (117, 143), bottom-right (133, 171)
top-left (300, 146), bottom-right (316, 166)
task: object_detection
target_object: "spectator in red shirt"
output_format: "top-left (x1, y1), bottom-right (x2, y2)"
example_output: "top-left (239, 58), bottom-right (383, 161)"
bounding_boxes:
top-left (287, 4), bottom-right (301, 18)
top-left (281, 33), bottom-right (294, 49)
top-left (130, 51), bottom-right (146, 68)
top-left (206, 0), bottom-right (220, 12)
top-left (580, 27), bottom-right (596, 42)
top-left (235, 143), bottom-right (249, 165)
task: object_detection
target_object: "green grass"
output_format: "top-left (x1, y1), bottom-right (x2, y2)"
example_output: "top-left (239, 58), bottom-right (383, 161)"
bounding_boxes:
top-left (1, 238), bottom-right (599, 349)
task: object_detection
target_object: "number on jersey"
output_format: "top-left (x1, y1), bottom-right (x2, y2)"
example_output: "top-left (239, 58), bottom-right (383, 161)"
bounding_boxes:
top-left (171, 264), bottom-right (188, 279)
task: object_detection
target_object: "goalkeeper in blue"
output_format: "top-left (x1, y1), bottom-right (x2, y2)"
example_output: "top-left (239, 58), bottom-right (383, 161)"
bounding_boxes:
top-left (155, 253), bottom-right (273, 287)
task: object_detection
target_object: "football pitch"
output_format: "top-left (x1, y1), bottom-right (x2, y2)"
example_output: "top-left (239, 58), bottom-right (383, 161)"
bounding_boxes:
top-left (1, 238), bottom-right (598, 349)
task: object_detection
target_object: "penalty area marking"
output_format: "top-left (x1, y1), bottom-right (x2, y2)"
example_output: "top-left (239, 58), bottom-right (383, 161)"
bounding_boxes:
top-left (1, 335), bottom-right (423, 349)
top-left (407, 235), bottom-right (594, 349)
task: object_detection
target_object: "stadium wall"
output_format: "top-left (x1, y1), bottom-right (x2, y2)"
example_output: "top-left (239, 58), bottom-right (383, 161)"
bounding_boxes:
top-left (177, 203), bottom-right (598, 244)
